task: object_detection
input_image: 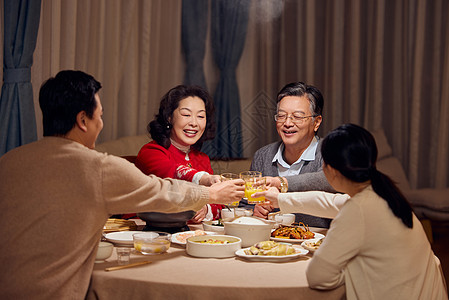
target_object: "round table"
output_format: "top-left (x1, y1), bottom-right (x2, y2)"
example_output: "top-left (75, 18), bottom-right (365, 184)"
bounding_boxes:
top-left (88, 227), bottom-right (345, 300)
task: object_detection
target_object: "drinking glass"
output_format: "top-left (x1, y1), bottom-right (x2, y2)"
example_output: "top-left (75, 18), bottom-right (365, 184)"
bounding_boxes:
top-left (116, 247), bottom-right (131, 265)
top-left (239, 171), bottom-right (266, 204)
top-left (220, 173), bottom-right (240, 207)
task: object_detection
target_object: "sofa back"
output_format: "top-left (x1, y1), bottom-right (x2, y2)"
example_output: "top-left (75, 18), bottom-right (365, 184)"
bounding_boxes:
top-left (371, 129), bottom-right (411, 191)
top-left (95, 130), bottom-right (410, 191)
top-left (95, 135), bottom-right (253, 175)
top-left (95, 135), bottom-right (150, 156)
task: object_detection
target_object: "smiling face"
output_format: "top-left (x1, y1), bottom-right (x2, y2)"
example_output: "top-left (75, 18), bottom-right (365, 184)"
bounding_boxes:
top-left (276, 95), bottom-right (322, 151)
top-left (169, 96), bottom-right (206, 147)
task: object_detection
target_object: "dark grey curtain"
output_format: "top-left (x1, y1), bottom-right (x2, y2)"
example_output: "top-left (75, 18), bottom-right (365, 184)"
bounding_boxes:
top-left (205, 0), bottom-right (250, 158)
top-left (0, 0), bottom-right (41, 157)
top-left (181, 0), bottom-right (208, 88)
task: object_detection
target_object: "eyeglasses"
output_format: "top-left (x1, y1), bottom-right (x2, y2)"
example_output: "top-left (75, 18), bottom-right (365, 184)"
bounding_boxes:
top-left (274, 113), bottom-right (318, 124)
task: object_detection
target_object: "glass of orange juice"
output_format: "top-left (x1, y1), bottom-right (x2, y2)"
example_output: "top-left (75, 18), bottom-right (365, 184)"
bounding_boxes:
top-left (239, 171), bottom-right (266, 204)
top-left (220, 173), bottom-right (241, 207)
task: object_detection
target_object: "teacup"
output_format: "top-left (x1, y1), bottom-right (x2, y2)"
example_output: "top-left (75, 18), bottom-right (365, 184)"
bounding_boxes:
top-left (221, 208), bottom-right (235, 220)
top-left (274, 213), bottom-right (295, 226)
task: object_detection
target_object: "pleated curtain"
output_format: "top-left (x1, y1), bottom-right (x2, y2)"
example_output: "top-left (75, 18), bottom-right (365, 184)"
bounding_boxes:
top-left (0, 0), bottom-right (41, 157)
top-left (181, 0), bottom-right (208, 89)
top-left (205, 0), bottom-right (250, 158)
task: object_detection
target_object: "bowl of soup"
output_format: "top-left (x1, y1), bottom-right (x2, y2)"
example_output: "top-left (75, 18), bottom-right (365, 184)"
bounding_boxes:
top-left (186, 235), bottom-right (241, 258)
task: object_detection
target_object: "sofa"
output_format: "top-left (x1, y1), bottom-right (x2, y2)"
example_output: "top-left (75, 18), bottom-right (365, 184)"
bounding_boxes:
top-left (95, 130), bottom-right (449, 241)
top-left (95, 135), bottom-right (252, 174)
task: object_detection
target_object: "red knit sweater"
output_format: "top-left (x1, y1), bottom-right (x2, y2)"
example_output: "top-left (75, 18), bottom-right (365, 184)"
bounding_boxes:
top-left (135, 141), bottom-right (222, 219)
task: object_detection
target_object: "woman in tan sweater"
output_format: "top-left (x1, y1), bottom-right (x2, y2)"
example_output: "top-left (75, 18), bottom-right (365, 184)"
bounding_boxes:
top-left (308, 124), bottom-right (447, 299)
top-left (256, 124), bottom-right (447, 299)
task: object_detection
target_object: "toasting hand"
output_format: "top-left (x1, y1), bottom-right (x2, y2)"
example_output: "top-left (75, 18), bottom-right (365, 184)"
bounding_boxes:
top-left (208, 179), bottom-right (245, 205)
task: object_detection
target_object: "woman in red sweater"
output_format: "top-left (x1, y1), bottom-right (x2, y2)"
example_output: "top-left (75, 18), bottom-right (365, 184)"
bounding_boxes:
top-left (135, 85), bottom-right (223, 232)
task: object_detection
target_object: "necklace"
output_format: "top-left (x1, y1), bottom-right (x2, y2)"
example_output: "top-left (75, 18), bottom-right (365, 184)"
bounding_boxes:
top-left (170, 138), bottom-right (191, 162)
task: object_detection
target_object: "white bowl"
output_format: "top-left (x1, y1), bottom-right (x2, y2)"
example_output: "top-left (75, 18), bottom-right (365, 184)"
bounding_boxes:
top-left (224, 217), bottom-right (275, 247)
top-left (186, 235), bottom-right (241, 258)
top-left (202, 220), bottom-right (225, 234)
top-left (96, 241), bottom-right (114, 263)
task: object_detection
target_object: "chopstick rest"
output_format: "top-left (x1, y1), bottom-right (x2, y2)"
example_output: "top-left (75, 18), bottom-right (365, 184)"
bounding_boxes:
top-left (105, 261), bottom-right (152, 271)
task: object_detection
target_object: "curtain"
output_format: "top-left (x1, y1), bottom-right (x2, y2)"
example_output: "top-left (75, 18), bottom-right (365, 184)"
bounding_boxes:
top-left (236, 0), bottom-right (449, 189)
top-left (0, 0), bottom-right (41, 157)
top-left (181, 0), bottom-right (208, 88)
top-left (205, 0), bottom-right (250, 158)
top-left (1, 0), bottom-right (447, 188)
top-left (30, 0), bottom-right (184, 144)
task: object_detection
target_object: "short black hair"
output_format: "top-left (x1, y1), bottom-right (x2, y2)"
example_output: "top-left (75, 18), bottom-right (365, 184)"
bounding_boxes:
top-left (39, 70), bottom-right (102, 136)
top-left (277, 82), bottom-right (324, 116)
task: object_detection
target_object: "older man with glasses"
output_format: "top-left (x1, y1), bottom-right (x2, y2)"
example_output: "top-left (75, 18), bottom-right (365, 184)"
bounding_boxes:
top-left (250, 81), bottom-right (335, 227)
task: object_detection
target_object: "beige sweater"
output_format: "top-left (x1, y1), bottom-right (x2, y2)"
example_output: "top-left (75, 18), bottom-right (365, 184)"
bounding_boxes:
top-left (0, 137), bottom-right (209, 299)
top-left (306, 186), bottom-right (447, 299)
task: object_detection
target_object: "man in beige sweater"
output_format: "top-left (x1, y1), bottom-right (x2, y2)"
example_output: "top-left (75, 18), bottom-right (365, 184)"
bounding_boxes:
top-left (0, 70), bottom-right (244, 299)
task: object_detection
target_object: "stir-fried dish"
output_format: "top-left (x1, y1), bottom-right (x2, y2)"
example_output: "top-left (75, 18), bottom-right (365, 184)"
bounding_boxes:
top-left (271, 222), bottom-right (315, 239)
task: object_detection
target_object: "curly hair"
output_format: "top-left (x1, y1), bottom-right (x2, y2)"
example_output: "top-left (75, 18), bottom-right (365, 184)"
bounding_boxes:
top-left (148, 85), bottom-right (216, 151)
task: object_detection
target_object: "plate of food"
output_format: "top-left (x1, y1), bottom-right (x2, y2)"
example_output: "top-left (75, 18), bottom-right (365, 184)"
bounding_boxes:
top-left (171, 230), bottom-right (217, 245)
top-left (104, 230), bottom-right (142, 246)
top-left (301, 239), bottom-right (324, 252)
top-left (270, 223), bottom-right (325, 243)
top-left (235, 241), bottom-right (308, 262)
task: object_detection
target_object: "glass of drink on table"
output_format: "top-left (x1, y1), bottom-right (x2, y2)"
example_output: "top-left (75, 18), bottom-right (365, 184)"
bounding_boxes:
top-left (239, 171), bottom-right (266, 204)
top-left (220, 173), bottom-right (241, 207)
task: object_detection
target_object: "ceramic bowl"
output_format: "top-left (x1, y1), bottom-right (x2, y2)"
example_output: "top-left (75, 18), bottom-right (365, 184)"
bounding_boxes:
top-left (95, 241), bottom-right (114, 263)
top-left (224, 217), bottom-right (275, 247)
top-left (202, 220), bottom-right (225, 234)
top-left (186, 235), bottom-right (241, 258)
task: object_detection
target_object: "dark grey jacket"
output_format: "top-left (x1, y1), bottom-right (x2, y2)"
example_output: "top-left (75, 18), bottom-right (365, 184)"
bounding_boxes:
top-left (250, 139), bottom-right (335, 227)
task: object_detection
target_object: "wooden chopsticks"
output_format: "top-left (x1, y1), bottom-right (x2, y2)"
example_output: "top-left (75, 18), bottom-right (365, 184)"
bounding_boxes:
top-left (105, 261), bottom-right (152, 272)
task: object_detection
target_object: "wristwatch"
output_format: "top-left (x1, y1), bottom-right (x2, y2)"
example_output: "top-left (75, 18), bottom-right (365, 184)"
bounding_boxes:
top-left (278, 176), bottom-right (288, 193)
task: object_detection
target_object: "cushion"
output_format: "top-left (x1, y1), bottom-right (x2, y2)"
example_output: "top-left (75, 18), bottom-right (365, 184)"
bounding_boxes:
top-left (371, 129), bottom-right (393, 160)
top-left (405, 189), bottom-right (449, 210)
top-left (376, 156), bottom-right (411, 192)
top-left (95, 135), bottom-right (150, 156)
top-left (211, 159), bottom-right (252, 175)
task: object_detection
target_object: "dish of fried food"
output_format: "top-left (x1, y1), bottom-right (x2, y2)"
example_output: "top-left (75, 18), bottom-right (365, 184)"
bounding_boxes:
top-left (270, 223), bottom-right (325, 242)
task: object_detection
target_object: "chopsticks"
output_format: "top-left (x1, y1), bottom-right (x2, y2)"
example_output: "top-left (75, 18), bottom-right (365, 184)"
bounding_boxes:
top-left (105, 261), bottom-right (152, 272)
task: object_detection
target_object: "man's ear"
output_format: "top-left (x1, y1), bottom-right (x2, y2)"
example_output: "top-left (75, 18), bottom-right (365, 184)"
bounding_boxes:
top-left (76, 111), bottom-right (88, 132)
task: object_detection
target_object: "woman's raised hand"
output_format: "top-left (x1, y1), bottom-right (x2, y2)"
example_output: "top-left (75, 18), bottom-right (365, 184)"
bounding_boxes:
top-left (199, 174), bottom-right (222, 186)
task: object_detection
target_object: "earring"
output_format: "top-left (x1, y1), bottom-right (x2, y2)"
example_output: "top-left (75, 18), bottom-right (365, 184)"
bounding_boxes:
top-left (166, 124), bottom-right (170, 129)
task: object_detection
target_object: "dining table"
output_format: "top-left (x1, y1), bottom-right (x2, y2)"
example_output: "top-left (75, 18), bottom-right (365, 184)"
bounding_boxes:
top-left (87, 223), bottom-right (345, 300)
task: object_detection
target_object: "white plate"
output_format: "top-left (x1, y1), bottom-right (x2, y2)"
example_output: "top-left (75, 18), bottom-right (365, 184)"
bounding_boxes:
top-left (171, 231), bottom-right (217, 245)
top-left (301, 240), bottom-right (323, 252)
top-left (235, 246), bottom-right (308, 262)
top-left (104, 231), bottom-right (142, 246)
top-left (270, 232), bottom-right (325, 243)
